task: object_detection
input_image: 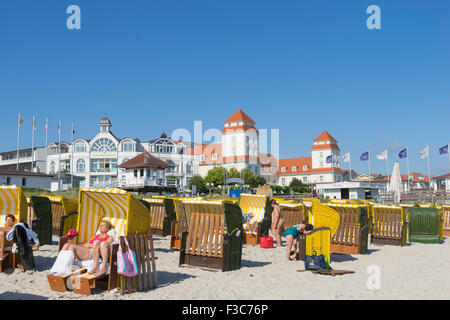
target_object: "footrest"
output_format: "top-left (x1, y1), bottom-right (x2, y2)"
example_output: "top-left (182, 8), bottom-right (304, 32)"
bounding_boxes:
top-left (72, 271), bottom-right (109, 296)
top-left (47, 268), bottom-right (87, 292)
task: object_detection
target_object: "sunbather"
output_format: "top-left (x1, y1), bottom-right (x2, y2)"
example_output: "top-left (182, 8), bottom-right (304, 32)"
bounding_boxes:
top-left (284, 223), bottom-right (313, 261)
top-left (0, 214), bottom-right (16, 260)
top-left (60, 220), bottom-right (114, 276)
top-left (270, 200), bottom-right (285, 247)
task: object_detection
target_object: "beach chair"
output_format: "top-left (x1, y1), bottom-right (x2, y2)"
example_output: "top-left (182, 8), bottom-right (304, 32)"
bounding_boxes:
top-left (371, 205), bottom-right (408, 246)
top-left (40, 195), bottom-right (78, 236)
top-left (443, 206), bottom-right (450, 237)
top-left (47, 188), bottom-right (155, 296)
top-left (29, 196), bottom-right (53, 246)
top-left (0, 186), bottom-right (28, 273)
top-left (141, 197), bottom-right (176, 236)
top-left (170, 198), bottom-right (187, 250)
top-left (408, 206), bottom-right (443, 244)
top-left (239, 194), bottom-right (272, 245)
top-left (278, 201), bottom-right (304, 229)
top-left (172, 199), bottom-right (224, 250)
top-left (179, 202), bottom-right (243, 271)
top-left (326, 203), bottom-right (370, 254)
top-left (296, 199), bottom-right (340, 263)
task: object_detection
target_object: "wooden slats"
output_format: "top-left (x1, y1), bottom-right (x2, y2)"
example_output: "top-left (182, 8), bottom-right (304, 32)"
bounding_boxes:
top-left (331, 208), bottom-right (360, 246)
top-left (119, 234), bottom-right (158, 295)
top-left (282, 208), bottom-right (304, 229)
top-left (443, 207), bottom-right (450, 231)
top-left (185, 212), bottom-right (225, 258)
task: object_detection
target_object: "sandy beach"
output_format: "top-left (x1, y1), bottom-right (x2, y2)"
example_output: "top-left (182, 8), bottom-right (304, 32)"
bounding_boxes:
top-left (1, 235), bottom-right (449, 300)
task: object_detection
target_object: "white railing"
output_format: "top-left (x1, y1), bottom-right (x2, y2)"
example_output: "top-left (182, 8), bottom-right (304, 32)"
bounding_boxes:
top-left (121, 177), bottom-right (167, 188)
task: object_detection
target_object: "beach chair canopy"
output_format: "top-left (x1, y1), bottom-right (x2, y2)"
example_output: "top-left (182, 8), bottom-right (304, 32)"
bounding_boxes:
top-left (41, 195), bottom-right (78, 214)
top-left (239, 194), bottom-right (268, 234)
top-left (303, 198), bottom-right (340, 238)
top-left (0, 185), bottom-right (27, 226)
top-left (76, 188), bottom-right (151, 244)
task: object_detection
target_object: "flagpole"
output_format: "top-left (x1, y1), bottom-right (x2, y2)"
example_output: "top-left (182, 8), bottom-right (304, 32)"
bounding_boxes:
top-left (16, 113), bottom-right (21, 171)
top-left (58, 121), bottom-right (61, 191)
top-left (349, 158), bottom-right (352, 181)
top-left (406, 146), bottom-right (410, 191)
top-left (45, 119), bottom-right (48, 169)
top-left (31, 116), bottom-right (35, 171)
top-left (427, 146), bottom-right (431, 194)
top-left (368, 150), bottom-right (371, 184)
top-left (71, 122), bottom-right (74, 189)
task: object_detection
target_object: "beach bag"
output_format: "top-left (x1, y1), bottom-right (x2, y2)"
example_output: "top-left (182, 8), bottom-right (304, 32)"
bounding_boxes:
top-left (117, 236), bottom-right (138, 277)
top-left (260, 236), bottom-right (273, 248)
top-left (50, 250), bottom-right (74, 275)
top-left (305, 251), bottom-right (328, 271)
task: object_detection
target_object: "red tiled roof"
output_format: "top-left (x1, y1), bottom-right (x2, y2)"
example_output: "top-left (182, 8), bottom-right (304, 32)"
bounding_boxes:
top-left (224, 109), bottom-right (256, 124)
top-left (118, 151), bottom-right (172, 169)
top-left (433, 173), bottom-right (450, 179)
top-left (313, 131), bottom-right (337, 143)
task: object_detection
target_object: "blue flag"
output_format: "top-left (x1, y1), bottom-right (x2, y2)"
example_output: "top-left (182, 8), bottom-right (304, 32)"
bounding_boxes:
top-left (439, 145), bottom-right (448, 155)
top-left (360, 152), bottom-right (369, 161)
top-left (326, 155), bottom-right (333, 163)
top-left (398, 148), bottom-right (407, 159)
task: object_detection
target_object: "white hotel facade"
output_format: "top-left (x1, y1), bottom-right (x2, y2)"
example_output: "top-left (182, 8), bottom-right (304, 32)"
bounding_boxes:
top-left (45, 117), bottom-right (198, 189)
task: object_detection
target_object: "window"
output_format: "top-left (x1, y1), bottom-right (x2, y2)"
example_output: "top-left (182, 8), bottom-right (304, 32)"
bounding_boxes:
top-left (320, 176), bottom-right (323, 182)
top-left (22, 178), bottom-right (26, 186)
top-left (200, 155), bottom-right (205, 161)
top-left (121, 141), bottom-right (135, 152)
top-left (281, 167), bottom-right (286, 172)
top-left (292, 166), bottom-right (297, 172)
top-left (212, 153), bottom-right (218, 161)
top-left (303, 165), bottom-right (308, 171)
top-left (6, 177), bottom-right (11, 185)
top-left (120, 158), bottom-right (129, 171)
top-left (100, 125), bottom-right (109, 132)
top-left (153, 139), bottom-right (175, 153)
top-left (73, 141), bottom-right (87, 153)
top-left (281, 178), bottom-right (286, 185)
top-left (50, 161), bottom-right (55, 174)
top-left (90, 159), bottom-right (117, 173)
top-left (320, 161), bottom-right (323, 167)
top-left (303, 177), bottom-right (307, 183)
top-left (91, 138), bottom-right (117, 152)
top-left (166, 160), bottom-right (176, 174)
top-left (76, 159), bottom-right (86, 173)
top-left (186, 161), bottom-right (193, 174)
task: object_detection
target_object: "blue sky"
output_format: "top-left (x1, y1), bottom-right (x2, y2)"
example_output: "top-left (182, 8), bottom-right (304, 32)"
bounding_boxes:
top-left (0, 1), bottom-right (449, 176)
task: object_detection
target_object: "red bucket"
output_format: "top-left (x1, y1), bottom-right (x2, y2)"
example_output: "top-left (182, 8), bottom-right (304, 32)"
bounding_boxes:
top-left (260, 236), bottom-right (273, 249)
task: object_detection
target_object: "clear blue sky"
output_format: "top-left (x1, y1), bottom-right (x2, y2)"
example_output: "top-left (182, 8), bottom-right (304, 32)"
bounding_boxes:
top-left (0, 1), bottom-right (449, 176)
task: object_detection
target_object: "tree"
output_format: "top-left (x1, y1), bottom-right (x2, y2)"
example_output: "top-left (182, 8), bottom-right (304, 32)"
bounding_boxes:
top-left (204, 166), bottom-right (226, 186)
top-left (289, 178), bottom-right (310, 193)
top-left (188, 175), bottom-right (207, 194)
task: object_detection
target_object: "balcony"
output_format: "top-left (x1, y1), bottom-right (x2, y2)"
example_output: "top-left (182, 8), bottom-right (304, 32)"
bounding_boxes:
top-left (120, 177), bottom-right (167, 188)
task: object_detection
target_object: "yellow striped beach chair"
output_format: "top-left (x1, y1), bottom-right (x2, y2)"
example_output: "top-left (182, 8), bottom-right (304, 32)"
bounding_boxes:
top-left (239, 194), bottom-right (271, 245)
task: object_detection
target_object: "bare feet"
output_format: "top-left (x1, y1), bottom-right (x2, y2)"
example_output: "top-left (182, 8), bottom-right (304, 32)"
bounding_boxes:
top-left (88, 266), bottom-right (99, 274)
top-left (94, 264), bottom-right (107, 277)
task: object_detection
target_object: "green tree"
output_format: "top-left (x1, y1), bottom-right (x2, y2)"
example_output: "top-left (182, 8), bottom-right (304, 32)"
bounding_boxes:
top-left (288, 178), bottom-right (310, 193)
top-left (204, 166), bottom-right (227, 186)
top-left (188, 175), bottom-right (207, 194)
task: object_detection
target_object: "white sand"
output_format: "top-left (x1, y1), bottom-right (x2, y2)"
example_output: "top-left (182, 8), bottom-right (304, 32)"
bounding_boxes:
top-left (1, 235), bottom-right (449, 300)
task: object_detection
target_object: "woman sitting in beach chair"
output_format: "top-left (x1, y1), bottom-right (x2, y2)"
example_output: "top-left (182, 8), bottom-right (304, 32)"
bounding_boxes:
top-left (51, 220), bottom-right (115, 276)
top-left (284, 223), bottom-right (313, 260)
top-left (0, 214), bottom-right (16, 261)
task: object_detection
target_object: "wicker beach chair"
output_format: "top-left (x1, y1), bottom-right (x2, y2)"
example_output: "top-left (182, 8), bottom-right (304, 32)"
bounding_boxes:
top-left (239, 194), bottom-right (272, 245)
top-left (179, 201), bottom-right (243, 271)
top-left (47, 188), bottom-right (156, 296)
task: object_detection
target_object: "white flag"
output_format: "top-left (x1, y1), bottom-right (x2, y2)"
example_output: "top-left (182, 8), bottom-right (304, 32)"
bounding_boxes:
top-left (376, 150), bottom-right (387, 160)
top-left (420, 145), bottom-right (429, 159)
top-left (342, 152), bottom-right (350, 163)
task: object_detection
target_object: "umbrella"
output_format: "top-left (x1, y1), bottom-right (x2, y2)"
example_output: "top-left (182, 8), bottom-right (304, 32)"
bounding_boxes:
top-left (389, 161), bottom-right (402, 204)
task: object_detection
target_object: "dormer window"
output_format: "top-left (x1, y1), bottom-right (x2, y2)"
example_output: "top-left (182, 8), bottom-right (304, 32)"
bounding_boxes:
top-left (292, 166), bottom-right (297, 172)
top-left (212, 153), bottom-right (218, 160)
top-left (303, 165), bottom-right (308, 171)
top-left (281, 167), bottom-right (286, 172)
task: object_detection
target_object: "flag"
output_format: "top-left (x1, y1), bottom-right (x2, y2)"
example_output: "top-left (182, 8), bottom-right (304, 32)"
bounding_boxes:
top-left (58, 121), bottom-right (61, 134)
top-left (19, 114), bottom-right (24, 127)
top-left (420, 145), bottom-right (429, 159)
top-left (33, 117), bottom-right (36, 131)
top-left (326, 155), bottom-right (333, 164)
top-left (45, 119), bottom-right (48, 132)
top-left (376, 150), bottom-right (387, 160)
top-left (439, 145), bottom-right (448, 155)
top-left (342, 153), bottom-right (350, 163)
top-left (360, 151), bottom-right (369, 161)
top-left (398, 148), bottom-right (407, 159)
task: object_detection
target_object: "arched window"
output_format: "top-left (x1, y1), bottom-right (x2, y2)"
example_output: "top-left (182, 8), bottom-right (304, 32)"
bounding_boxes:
top-left (91, 138), bottom-right (117, 152)
top-left (165, 160), bottom-right (176, 173)
top-left (153, 139), bottom-right (175, 154)
top-left (73, 141), bottom-right (87, 153)
top-left (76, 159), bottom-right (86, 173)
top-left (50, 161), bottom-right (55, 174)
top-left (120, 158), bottom-right (129, 172)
